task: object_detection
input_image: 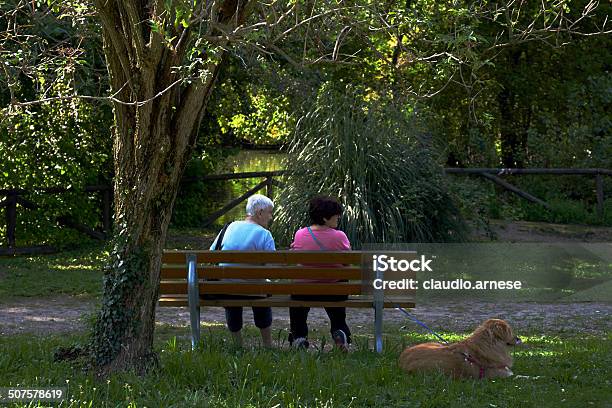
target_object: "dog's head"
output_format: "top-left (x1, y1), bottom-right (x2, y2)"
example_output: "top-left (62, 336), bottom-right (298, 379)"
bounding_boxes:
top-left (476, 319), bottom-right (522, 347)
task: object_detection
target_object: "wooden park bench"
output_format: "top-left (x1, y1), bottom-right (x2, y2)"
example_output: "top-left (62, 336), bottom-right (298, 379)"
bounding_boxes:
top-left (158, 250), bottom-right (416, 352)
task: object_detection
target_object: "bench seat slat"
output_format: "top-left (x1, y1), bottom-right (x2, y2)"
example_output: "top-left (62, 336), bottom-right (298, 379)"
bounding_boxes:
top-left (159, 282), bottom-right (365, 296)
top-left (158, 295), bottom-right (415, 309)
top-left (162, 250), bottom-right (363, 264)
top-left (160, 266), bottom-right (363, 280)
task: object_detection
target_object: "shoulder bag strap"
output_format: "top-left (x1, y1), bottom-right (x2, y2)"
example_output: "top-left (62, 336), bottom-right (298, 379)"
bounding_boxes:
top-left (307, 226), bottom-right (327, 250)
top-left (214, 222), bottom-right (232, 251)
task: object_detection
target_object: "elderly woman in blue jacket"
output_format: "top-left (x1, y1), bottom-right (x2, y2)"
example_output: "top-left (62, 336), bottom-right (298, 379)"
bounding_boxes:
top-left (209, 194), bottom-right (275, 348)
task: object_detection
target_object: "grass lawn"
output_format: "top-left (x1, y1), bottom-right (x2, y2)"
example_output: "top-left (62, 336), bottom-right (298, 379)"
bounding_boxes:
top-left (0, 226), bottom-right (215, 303)
top-left (0, 245), bottom-right (106, 302)
top-left (0, 326), bottom-right (610, 408)
top-left (0, 225), bottom-right (220, 303)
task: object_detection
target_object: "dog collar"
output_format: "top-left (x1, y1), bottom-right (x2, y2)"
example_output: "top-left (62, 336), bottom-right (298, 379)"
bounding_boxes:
top-left (461, 352), bottom-right (485, 379)
top-left (460, 352), bottom-right (507, 379)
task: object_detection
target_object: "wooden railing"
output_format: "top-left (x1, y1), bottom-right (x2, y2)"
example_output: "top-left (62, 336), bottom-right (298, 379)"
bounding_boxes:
top-left (1, 168), bottom-right (609, 254)
top-left (198, 170), bottom-right (287, 227)
top-left (199, 168), bottom-right (611, 226)
top-left (0, 185), bottom-right (112, 254)
top-left (445, 168), bottom-right (611, 218)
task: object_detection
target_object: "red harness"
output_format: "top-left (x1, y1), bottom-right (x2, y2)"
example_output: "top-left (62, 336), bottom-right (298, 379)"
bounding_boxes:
top-left (460, 352), bottom-right (507, 379)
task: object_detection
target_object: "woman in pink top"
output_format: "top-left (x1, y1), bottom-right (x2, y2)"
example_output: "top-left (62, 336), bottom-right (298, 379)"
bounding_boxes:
top-left (288, 196), bottom-right (352, 351)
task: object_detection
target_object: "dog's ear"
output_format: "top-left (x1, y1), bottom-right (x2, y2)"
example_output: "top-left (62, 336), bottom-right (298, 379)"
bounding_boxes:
top-left (485, 319), bottom-right (513, 341)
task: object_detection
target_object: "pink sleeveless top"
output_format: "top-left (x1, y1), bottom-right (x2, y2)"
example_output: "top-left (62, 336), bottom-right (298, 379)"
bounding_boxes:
top-left (290, 227), bottom-right (351, 282)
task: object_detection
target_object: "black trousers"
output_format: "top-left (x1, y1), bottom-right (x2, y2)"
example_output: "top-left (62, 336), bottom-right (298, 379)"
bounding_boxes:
top-left (201, 294), bottom-right (272, 332)
top-left (224, 306), bottom-right (272, 332)
top-left (288, 295), bottom-right (352, 344)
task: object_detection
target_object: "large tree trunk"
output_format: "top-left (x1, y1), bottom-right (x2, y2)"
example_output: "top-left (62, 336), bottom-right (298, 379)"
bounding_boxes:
top-left (90, 0), bottom-right (249, 375)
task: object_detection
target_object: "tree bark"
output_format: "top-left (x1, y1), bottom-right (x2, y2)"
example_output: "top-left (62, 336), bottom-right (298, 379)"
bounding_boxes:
top-left (90, 0), bottom-right (250, 375)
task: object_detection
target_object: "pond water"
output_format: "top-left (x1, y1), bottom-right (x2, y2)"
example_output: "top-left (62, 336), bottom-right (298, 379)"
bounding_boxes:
top-left (221, 149), bottom-right (287, 173)
top-left (216, 149), bottom-right (287, 225)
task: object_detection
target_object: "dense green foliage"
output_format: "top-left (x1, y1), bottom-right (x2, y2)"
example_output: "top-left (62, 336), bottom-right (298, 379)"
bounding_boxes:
top-left (273, 86), bottom-right (467, 247)
top-left (0, 92), bottom-right (112, 247)
top-left (1, 0), bottom-right (610, 248)
top-left (398, 1), bottom-right (612, 225)
top-left (0, 1), bottom-right (112, 247)
top-left (210, 81), bottom-right (294, 147)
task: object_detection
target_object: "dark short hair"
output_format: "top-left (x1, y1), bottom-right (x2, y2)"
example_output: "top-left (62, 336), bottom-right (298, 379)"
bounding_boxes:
top-left (309, 196), bottom-right (343, 225)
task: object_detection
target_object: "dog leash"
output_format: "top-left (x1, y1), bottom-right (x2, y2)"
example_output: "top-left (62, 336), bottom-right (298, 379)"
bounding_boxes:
top-left (389, 296), bottom-right (449, 345)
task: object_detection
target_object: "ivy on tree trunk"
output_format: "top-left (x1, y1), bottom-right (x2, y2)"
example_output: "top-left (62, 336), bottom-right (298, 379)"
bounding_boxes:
top-left (90, 0), bottom-right (250, 375)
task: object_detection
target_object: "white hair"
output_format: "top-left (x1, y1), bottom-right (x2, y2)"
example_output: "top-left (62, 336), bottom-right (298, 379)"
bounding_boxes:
top-left (246, 194), bottom-right (274, 216)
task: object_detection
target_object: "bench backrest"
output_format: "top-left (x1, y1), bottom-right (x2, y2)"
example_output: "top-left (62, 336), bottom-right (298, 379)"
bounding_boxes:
top-left (160, 250), bottom-right (366, 297)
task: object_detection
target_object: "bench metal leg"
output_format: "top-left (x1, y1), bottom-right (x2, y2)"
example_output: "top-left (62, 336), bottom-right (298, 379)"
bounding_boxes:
top-left (373, 258), bottom-right (384, 353)
top-left (374, 297), bottom-right (383, 353)
top-left (187, 254), bottom-right (200, 350)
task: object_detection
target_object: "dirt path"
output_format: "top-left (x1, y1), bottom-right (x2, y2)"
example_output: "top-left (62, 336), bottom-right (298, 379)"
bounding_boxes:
top-left (1, 296), bottom-right (609, 337)
top-left (471, 220), bottom-right (612, 242)
top-left (2, 221), bottom-right (610, 338)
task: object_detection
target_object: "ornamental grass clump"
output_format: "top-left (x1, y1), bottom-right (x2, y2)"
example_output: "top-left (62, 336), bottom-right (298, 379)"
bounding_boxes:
top-left (273, 86), bottom-right (467, 248)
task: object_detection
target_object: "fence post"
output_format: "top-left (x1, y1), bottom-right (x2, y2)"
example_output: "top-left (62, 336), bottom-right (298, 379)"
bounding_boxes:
top-left (5, 193), bottom-right (17, 248)
top-left (596, 173), bottom-right (604, 220)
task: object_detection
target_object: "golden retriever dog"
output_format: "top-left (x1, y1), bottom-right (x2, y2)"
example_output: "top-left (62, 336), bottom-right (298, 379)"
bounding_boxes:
top-left (398, 319), bottom-right (521, 379)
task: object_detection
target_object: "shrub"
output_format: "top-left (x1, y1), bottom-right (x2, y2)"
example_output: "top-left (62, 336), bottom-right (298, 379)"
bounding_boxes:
top-left (272, 85), bottom-right (468, 248)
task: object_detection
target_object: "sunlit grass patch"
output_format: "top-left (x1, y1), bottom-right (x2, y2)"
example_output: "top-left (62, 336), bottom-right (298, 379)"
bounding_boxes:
top-left (0, 245), bottom-right (106, 301)
top-left (48, 263), bottom-right (99, 271)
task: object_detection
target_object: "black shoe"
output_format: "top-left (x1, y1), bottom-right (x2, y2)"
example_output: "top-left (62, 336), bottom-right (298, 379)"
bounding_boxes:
top-left (292, 337), bottom-right (309, 349)
top-left (332, 330), bottom-right (349, 352)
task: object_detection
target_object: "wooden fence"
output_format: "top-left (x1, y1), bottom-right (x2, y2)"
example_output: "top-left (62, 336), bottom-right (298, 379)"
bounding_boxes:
top-left (197, 170), bottom-right (287, 227)
top-left (0, 185), bottom-right (112, 255)
top-left (445, 168), bottom-right (611, 218)
top-left (1, 168), bottom-right (609, 254)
